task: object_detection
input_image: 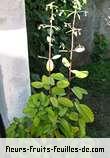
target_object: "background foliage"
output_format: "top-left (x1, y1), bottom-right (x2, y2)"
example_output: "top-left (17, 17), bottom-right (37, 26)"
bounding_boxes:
top-left (91, 33), bottom-right (109, 63)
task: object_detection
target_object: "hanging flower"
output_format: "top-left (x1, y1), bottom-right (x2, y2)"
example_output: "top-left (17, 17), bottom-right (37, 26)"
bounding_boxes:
top-left (74, 45), bottom-right (85, 53)
top-left (46, 59), bottom-right (54, 72)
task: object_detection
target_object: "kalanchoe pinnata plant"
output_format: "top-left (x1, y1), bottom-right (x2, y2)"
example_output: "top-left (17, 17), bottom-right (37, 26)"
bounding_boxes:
top-left (7, 0), bottom-right (94, 138)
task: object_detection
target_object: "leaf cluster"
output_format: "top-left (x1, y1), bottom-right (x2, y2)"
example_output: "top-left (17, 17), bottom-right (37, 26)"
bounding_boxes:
top-left (7, 72), bottom-right (94, 138)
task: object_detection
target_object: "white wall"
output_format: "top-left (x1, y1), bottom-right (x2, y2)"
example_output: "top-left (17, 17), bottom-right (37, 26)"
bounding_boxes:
top-left (0, 0), bottom-right (31, 126)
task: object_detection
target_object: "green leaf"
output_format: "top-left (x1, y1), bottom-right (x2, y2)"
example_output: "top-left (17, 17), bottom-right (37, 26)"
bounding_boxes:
top-left (42, 124), bottom-right (52, 135)
top-left (49, 77), bottom-right (55, 86)
top-left (71, 126), bottom-right (79, 136)
top-left (37, 111), bottom-right (47, 120)
top-left (52, 87), bottom-right (65, 96)
top-left (42, 75), bottom-right (48, 84)
top-left (7, 123), bottom-right (17, 138)
top-left (54, 130), bottom-right (63, 138)
top-left (23, 94), bottom-right (40, 117)
top-left (71, 86), bottom-right (88, 100)
top-left (59, 107), bottom-right (67, 117)
top-left (23, 107), bottom-right (37, 118)
top-left (31, 126), bottom-right (39, 136)
top-left (62, 57), bottom-right (70, 68)
top-left (59, 119), bottom-right (72, 137)
top-left (32, 81), bottom-right (43, 88)
top-left (79, 118), bottom-right (86, 137)
top-left (57, 80), bottom-right (69, 88)
top-left (24, 94), bottom-right (40, 108)
top-left (31, 122), bottom-right (52, 137)
top-left (71, 70), bottom-right (89, 78)
top-left (43, 84), bottom-right (50, 90)
top-left (51, 73), bottom-right (65, 80)
top-left (39, 92), bottom-right (49, 107)
top-left (52, 55), bottom-right (61, 60)
top-left (50, 97), bottom-right (58, 107)
top-left (67, 112), bottom-right (78, 121)
top-left (33, 117), bottom-right (40, 127)
top-left (42, 75), bottom-right (55, 85)
top-left (46, 107), bottom-right (57, 125)
top-left (42, 75), bottom-right (49, 90)
top-left (58, 97), bottom-right (74, 107)
top-left (42, 75), bottom-right (55, 90)
top-left (75, 102), bottom-right (94, 123)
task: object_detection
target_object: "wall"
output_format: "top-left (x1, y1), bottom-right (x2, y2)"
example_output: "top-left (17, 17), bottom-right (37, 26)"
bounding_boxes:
top-left (0, 0), bottom-right (31, 127)
top-left (85, 0), bottom-right (110, 52)
top-left (73, 0), bottom-right (110, 66)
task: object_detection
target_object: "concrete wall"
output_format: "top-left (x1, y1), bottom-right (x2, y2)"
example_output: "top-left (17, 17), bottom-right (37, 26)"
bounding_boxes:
top-left (73, 0), bottom-right (110, 66)
top-left (0, 0), bottom-right (31, 126)
top-left (84, 0), bottom-right (110, 53)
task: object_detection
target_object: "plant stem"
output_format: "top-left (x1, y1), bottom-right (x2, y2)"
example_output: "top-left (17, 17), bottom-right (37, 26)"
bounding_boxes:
top-left (69, 10), bottom-right (77, 82)
top-left (48, 7), bottom-right (53, 76)
top-left (48, 7), bottom-right (54, 96)
top-left (68, 10), bottom-right (77, 97)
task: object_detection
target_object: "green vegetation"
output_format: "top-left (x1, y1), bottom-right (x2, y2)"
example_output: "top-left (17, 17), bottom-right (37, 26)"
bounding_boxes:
top-left (91, 33), bottom-right (109, 63)
top-left (7, 72), bottom-right (94, 138)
